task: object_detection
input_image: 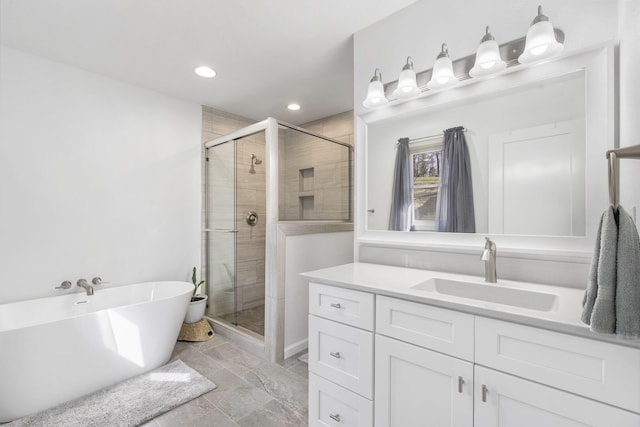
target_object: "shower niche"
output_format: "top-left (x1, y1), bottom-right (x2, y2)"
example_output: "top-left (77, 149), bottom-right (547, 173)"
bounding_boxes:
top-left (204, 118), bottom-right (352, 361)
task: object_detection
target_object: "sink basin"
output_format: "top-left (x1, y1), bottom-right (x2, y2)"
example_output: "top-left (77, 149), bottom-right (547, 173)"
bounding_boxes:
top-left (410, 278), bottom-right (558, 312)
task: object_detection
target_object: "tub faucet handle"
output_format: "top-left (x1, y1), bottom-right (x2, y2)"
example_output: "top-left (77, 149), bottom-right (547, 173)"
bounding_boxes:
top-left (91, 277), bottom-right (103, 285)
top-left (55, 280), bottom-right (72, 290)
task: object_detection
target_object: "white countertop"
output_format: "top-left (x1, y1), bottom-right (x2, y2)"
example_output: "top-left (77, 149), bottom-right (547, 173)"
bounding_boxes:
top-left (302, 262), bottom-right (640, 349)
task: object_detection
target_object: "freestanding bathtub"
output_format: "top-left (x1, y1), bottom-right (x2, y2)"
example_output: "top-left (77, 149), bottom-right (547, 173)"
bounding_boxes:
top-left (0, 281), bottom-right (193, 423)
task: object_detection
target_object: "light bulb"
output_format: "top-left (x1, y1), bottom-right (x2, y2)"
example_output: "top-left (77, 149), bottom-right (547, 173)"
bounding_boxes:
top-left (426, 44), bottom-right (458, 91)
top-left (518, 6), bottom-right (564, 64)
top-left (469, 27), bottom-right (506, 78)
top-left (363, 69), bottom-right (389, 108)
top-left (392, 57), bottom-right (421, 99)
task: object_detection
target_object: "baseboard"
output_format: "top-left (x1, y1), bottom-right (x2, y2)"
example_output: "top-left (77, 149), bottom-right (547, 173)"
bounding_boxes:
top-left (284, 338), bottom-right (308, 359)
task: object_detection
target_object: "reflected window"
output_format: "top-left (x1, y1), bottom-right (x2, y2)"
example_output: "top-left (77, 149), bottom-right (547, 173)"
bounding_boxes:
top-left (411, 141), bottom-right (442, 230)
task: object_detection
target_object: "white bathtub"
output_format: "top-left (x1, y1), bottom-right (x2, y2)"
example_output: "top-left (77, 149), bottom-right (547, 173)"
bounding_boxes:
top-left (0, 281), bottom-right (193, 423)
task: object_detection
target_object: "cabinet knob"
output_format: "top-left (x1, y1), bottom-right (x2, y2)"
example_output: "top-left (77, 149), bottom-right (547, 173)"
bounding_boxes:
top-left (481, 384), bottom-right (488, 402)
top-left (329, 351), bottom-right (342, 359)
top-left (329, 303), bottom-right (342, 309)
top-left (329, 413), bottom-right (341, 422)
top-left (458, 376), bottom-right (464, 393)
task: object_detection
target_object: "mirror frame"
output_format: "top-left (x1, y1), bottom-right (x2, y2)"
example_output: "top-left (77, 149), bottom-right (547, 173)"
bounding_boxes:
top-left (355, 43), bottom-right (615, 262)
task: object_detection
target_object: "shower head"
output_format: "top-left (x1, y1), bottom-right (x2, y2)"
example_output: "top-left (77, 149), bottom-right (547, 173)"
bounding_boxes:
top-left (251, 154), bottom-right (262, 165)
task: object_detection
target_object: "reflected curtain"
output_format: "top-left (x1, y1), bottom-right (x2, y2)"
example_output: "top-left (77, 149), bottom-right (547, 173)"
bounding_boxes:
top-left (437, 127), bottom-right (475, 233)
top-left (388, 138), bottom-right (414, 231)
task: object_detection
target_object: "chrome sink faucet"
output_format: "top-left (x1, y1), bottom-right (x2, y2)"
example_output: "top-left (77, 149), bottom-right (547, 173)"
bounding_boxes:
top-left (77, 278), bottom-right (94, 296)
top-left (480, 237), bottom-right (497, 283)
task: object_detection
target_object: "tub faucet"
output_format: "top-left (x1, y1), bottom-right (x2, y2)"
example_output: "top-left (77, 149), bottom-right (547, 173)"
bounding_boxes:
top-left (77, 278), bottom-right (94, 296)
top-left (480, 237), bottom-right (497, 283)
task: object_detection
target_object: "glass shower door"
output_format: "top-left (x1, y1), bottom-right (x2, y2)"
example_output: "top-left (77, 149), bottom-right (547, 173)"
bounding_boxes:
top-left (205, 131), bottom-right (266, 336)
top-left (205, 140), bottom-right (237, 325)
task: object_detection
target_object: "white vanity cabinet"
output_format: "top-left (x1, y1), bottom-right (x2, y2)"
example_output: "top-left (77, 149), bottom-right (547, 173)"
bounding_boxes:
top-left (308, 281), bottom-right (640, 427)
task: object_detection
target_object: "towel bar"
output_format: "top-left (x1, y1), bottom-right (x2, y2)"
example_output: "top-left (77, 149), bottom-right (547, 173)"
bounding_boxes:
top-left (607, 144), bottom-right (640, 209)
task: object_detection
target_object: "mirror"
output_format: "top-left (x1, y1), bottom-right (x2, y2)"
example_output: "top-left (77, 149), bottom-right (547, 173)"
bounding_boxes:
top-left (366, 69), bottom-right (586, 237)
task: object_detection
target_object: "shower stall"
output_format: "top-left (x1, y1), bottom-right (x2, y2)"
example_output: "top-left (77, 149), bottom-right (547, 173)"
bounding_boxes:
top-left (203, 118), bottom-right (351, 361)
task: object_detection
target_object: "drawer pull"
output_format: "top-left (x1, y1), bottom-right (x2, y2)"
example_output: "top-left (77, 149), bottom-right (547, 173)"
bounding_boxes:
top-left (481, 384), bottom-right (488, 402)
top-left (329, 351), bottom-right (342, 359)
top-left (458, 376), bottom-right (464, 393)
top-left (329, 413), bottom-right (341, 422)
top-left (329, 303), bottom-right (342, 309)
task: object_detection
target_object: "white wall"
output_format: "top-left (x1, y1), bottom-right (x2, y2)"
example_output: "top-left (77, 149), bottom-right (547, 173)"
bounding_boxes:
top-left (284, 231), bottom-right (353, 358)
top-left (0, 46), bottom-right (202, 304)
top-left (619, 1), bottom-right (640, 219)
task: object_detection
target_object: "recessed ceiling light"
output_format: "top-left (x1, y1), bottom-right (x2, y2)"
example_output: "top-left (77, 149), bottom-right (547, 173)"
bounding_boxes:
top-left (287, 103), bottom-right (301, 111)
top-left (194, 66), bottom-right (216, 78)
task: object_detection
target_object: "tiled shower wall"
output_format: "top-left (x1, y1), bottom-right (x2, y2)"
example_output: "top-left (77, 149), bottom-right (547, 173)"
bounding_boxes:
top-left (280, 111), bottom-right (354, 220)
top-left (201, 107), bottom-right (353, 318)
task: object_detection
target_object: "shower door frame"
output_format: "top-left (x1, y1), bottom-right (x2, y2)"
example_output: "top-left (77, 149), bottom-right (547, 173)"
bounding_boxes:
top-left (204, 117), bottom-right (352, 362)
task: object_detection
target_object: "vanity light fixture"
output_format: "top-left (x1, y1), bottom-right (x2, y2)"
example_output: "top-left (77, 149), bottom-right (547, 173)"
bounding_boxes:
top-left (392, 57), bottom-right (421, 99)
top-left (287, 103), bottom-right (301, 111)
top-left (194, 66), bottom-right (217, 78)
top-left (469, 26), bottom-right (507, 78)
top-left (426, 44), bottom-right (458, 91)
top-left (518, 5), bottom-right (564, 64)
top-left (362, 68), bottom-right (389, 108)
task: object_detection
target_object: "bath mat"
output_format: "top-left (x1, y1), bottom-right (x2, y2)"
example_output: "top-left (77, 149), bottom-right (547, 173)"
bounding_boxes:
top-left (7, 360), bottom-right (216, 427)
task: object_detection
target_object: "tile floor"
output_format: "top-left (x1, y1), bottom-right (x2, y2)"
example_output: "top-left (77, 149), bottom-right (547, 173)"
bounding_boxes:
top-left (141, 333), bottom-right (309, 427)
top-left (218, 304), bottom-right (266, 336)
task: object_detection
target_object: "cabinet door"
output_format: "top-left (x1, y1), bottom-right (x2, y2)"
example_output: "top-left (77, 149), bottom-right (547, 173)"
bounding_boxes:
top-left (309, 315), bottom-right (374, 398)
top-left (375, 335), bottom-right (473, 427)
top-left (474, 366), bottom-right (640, 427)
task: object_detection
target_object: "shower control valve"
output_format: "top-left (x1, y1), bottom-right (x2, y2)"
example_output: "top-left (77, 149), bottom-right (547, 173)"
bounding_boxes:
top-left (246, 211), bottom-right (258, 226)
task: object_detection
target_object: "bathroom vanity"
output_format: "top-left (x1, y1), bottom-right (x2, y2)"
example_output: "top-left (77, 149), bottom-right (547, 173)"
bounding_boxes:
top-left (303, 263), bottom-right (640, 427)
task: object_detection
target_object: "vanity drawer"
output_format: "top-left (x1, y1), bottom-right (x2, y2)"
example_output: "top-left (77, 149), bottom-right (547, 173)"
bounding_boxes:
top-left (376, 296), bottom-right (475, 362)
top-left (309, 373), bottom-right (373, 427)
top-left (475, 317), bottom-right (640, 413)
top-left (309, 315), bottom-right (374, 398)
top-left (309, 282), bottom-right (375, 331)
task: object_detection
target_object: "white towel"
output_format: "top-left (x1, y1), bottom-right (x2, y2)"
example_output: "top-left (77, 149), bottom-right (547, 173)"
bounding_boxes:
top-left (582, 206), bottom-right (640, 337)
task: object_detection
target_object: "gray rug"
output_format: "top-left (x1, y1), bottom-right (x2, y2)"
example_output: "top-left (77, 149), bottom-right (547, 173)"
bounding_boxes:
top-left (8, 360), bottom-right (216, 427)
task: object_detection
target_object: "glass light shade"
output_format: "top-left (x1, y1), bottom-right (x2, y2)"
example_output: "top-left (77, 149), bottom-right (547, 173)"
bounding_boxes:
top-left (426, 56), bottom-right (458, 90)
top-left (518, 8), bottom-right (564, 64)
top-left (362, 70), bottom-right (389, 108)
top-left (392, 57), bottom-right (420, 99)
top-left (470, 39), bottom-right (506, 77)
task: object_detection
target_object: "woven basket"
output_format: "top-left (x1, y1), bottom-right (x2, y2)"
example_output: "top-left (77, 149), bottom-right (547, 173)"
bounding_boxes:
top-left (177, 319), bottom-right (215, 342)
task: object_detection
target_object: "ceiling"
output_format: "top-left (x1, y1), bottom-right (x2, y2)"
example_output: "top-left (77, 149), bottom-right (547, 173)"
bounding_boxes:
top-left (0, 0), bottom-right (418, 124)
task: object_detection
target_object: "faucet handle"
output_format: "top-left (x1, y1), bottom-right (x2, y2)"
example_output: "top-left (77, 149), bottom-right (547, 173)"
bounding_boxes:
top-left (55, 280), bottom-right (72, 290)
top-left (91, 277), bottom-right (103, 285)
